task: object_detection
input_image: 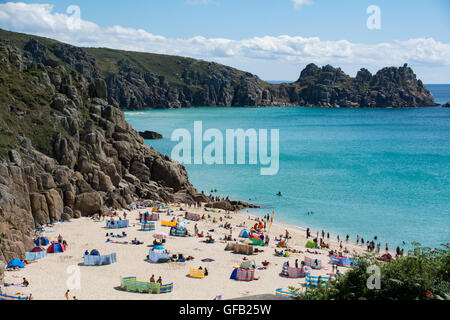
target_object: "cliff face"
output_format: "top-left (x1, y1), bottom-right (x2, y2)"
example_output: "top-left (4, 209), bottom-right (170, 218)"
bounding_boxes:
top-left (0, 29), bottom-right (437, 110)
top-left (100, 61), bottom-right (437, 109)
top-left (0, 38), bottom-right (202, 264)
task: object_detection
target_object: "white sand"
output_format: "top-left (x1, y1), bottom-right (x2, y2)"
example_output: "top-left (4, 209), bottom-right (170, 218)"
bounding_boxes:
top-left (2, 204), bottom-right (368, 300)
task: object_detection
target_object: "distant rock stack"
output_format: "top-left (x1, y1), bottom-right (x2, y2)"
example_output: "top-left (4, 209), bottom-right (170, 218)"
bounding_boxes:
top-left (139, 131), bottom-right (163, 140)
top-left (442, 102), bottom-right (450, 108)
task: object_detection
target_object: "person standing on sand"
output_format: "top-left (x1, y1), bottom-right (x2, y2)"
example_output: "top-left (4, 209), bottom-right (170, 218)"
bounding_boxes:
top-left (65, 290), bottom-right (70, 300)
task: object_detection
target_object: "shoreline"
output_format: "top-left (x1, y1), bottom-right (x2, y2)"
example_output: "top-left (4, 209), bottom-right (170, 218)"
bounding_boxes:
top-left (1, 202), bottom-right (373, 300)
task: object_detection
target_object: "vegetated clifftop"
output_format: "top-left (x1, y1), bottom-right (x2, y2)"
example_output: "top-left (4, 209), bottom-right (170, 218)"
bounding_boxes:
top-left (0, 29), bottom-right (437, 110)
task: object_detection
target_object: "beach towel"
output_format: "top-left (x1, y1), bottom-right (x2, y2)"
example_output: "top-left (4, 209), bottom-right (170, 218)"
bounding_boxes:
top-left (161, 220), bottom-right (178, 227)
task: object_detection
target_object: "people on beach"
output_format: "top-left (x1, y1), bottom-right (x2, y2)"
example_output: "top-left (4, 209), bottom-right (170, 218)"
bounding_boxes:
top-left (65, 290), bottom-right (70, 300)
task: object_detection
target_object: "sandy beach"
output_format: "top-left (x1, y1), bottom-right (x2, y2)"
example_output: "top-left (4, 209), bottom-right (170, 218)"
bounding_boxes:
top-left (2, 204), bottom-right (368, 300)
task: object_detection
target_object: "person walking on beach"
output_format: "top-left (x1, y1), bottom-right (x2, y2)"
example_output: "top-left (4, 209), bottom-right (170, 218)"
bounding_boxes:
top-left (346, 235), bottom-right (349, 242)
top-left (356, 235), bottom-right (360, 245)
top-left (65, 290), bottom-right (70, 300)
top-left (295, 259), bottom-right (299, 268)
top-left (385, 243), bottom-right (389, 252)
top-left (327, 232), bottom-right (329, 240)
top-left (306, 228), bottom-right (310, 239)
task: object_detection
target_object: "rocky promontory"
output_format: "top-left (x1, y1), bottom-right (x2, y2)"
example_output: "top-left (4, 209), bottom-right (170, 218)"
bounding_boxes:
top-left (443, 102), bottom-right (450, 108)
top-left (139, 131), bottom-right (163, 140)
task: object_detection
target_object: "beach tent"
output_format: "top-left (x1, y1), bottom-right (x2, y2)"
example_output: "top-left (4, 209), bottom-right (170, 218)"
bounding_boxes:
top-left (90, 249), bottom-right (100, 256)
top-left (305, 240), bottom-right (316, 249)
top-left (31, 246), bottom-right (45, 252)
top-left (34, 237), bottom-right (49, 246)
top-left (47, 242), bottom-right (65, 253)
top-left (7, 258), bottom-right (24, 269)
top-left (239, 229), bottom-right (250, 238)
top-left (153, 245), bottom-right (165, 250)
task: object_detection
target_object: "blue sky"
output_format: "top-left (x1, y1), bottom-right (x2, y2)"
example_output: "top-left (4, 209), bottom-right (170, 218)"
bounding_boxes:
top-left (1, 0), bottom-right (450, 82)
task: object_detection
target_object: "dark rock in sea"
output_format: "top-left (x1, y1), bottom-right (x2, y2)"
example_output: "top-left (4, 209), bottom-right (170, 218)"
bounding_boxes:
top-left (442, 102), bottom-right (450, 108)
top-left (139, 131), bottom-right (163, 140)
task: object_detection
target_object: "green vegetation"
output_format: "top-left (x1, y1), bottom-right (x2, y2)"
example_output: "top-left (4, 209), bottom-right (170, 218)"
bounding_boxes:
top-left (293, 244), bottom-right (450, 300)
top-left (0, 48), bottom-right (66, 158)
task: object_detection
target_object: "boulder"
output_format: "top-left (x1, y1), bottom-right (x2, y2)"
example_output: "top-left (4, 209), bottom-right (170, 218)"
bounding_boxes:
top-left (74, 192), bottom-right (102, 216)
top-left (44, 189), bottom-right (64, 222)
top-left (30, 193), bottom-right (50, 225)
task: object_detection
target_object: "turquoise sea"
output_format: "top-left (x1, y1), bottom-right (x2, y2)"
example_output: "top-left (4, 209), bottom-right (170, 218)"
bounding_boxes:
top-left (125, 85), bottom-right (450, 249)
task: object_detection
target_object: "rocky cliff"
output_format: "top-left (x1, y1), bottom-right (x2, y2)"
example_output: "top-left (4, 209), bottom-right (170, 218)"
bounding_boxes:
top-left (0, 29), bottom-right (437, 110)
top-left (0, 36), bottom-right (208, 264)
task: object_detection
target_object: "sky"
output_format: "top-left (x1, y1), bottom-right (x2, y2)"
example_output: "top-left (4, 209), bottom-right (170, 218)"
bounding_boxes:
top-left (0, 0), bottom-right (449, 83)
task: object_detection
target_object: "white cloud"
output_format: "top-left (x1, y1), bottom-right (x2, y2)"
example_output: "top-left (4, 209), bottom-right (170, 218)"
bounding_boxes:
top-left (0, 2), bottom-right (449, 82)
top-left (291, 0), bottom-right (313, 9)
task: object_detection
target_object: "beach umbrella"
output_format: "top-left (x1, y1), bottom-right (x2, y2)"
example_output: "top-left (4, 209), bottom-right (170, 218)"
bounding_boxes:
top-left (153, 232), bottom-right (168, 239)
